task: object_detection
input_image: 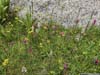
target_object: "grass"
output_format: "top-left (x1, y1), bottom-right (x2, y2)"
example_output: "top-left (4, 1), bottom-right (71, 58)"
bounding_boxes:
top-left (0, 15), bottom-right (100, 75)
top-left (1, 0), bottom-right (100, 75)
top-left (0, 0), bottom-right (10, 24)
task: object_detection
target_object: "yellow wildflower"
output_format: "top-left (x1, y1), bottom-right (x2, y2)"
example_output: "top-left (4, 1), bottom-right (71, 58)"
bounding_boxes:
top-left (59, 66), bottom-right (63, 70)
top-left (24, 37), bottom-right (29, 41)
top-left (28, 30), bottom-right (33, 34)
top-left (39, 43), bottom-right (43, 48)
top-left (6, 30), bottom-right (10, 33)
top-left (58, 58), bottom-right (63, 64)
top-left (50, 71), bottom-right (55, 74)
top-left (2, 59), bottom-right (9, 66)
top-left (8, 22), bottom-right (11, 25)
top-left (15, 17), bottom-right (19, 20)
top-left (43, 26), bottom-right (48, 30)
top-left (47, 40), bottom-right (50, 43)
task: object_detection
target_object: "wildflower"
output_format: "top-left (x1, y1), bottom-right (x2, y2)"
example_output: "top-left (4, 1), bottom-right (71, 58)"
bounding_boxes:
top-left (23, 37), bottom-right (29, 44)
top-left (8, 22), bottom-right (11, 25)
top-left (94, 59), bottom-right (99, 65)
top-left (75, 19), bottom-right (79, 24)
top-left (92, 19), bottom-right (96, 25)
top-left (6, 30), bottom-right (10, 33)
top-left (58, 58), bottom-right (63, 64)
top-left (39, 43), bottom-right (43, 48)
top-left (59, 66), bottom-right (63, 70)
top-left (47, 40), bottom-right (50, 43)
top-left (82, 51), bottom-right (88, 55)
top-left (60, 63), bottom-right (68, 75)
top-left (2, 59), bottom-right (9, 66)
top-left (43, 26), bottom-right (48, 30)
top-left (40, 43), bottom-right (42, 46)
top-left (28, 30), bottom-right (33, 34)
top-left (50, 71), bottom-right (55, 74)
top-left (64, 63), bottom-right (67, 70)
top-left (15, 17), bottom-right (19, 20)
top-left (2, 18), bottom-right (6, 22)
top-left (60, 32), bottom-right (65, 36)
top-left (22, 66), bottom-right (27, 73)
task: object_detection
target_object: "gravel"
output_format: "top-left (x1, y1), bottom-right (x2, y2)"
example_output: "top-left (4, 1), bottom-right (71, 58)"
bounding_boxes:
top-left (10, 0), bottom-right (100, 26)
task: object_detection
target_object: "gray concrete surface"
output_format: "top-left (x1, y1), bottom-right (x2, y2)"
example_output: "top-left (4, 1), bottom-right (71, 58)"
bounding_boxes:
top-left (10, 0), bottom-right (100, 26)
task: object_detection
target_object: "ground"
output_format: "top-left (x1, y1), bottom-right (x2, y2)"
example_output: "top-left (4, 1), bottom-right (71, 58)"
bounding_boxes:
top-left (0, 16), bottom-right (100, 75)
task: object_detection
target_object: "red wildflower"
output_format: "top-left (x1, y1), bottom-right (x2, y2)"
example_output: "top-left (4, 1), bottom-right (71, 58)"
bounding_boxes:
top-left (64, 63), bottom-right (67, 70)
top-left (60, 32), bottom-right (65, 36)
top-left (75, 19), bottom-right (79, 24)
top-left (23, 38), bottom-right (29, 44)
top-left (92, 19), bottom-right (96, 25)
top-left (95, 59), bottom-right (99, 65)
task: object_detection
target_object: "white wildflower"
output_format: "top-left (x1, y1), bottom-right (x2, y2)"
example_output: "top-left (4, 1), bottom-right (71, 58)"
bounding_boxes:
top-left (22, 66), bottom-right (27, 73)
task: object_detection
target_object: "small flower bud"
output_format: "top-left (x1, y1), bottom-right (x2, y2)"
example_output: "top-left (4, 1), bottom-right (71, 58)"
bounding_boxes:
top-left (92, 19), bottom-right (96, 25)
